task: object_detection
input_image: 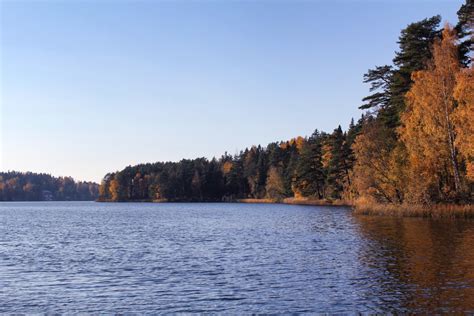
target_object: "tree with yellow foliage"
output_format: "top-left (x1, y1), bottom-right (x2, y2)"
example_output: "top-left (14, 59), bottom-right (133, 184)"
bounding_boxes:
top-left (265, 167), bottom-right (285, 200)
top-left (401, 26), bottom-right (464, 203)
top-left (109, 177), bottom-right (121, 202)
top-left (352, 119), bottom-right (405, 204)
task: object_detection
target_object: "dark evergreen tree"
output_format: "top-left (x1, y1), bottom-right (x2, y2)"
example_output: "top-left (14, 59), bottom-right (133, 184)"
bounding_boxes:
top-left (283, 142), bottom-right (299, 197)
top-left (360, 65), bottom-right (393, 113)
top-left (456, 0), bottom-right (473, 66)
top-left (294, 132), bottom-right (325, 198)
top-left (256, 148), bottom-right (268, 198)
top-left (389, 15), bottom-right (442, 127)
top-left (326, 126), bottom-right (346, 199)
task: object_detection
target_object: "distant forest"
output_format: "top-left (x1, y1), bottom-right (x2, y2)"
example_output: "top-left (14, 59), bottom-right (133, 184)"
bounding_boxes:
top-left (0, 172), bottom-right (99, 201)
top-left (98, 1), bottom-right (470, 205)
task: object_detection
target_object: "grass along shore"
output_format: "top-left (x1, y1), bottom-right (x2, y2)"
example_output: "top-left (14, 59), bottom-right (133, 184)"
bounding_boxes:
top-left (353, 201), bottom-right (474, 219)
top-left (238, 198), bottom-right (474, 218)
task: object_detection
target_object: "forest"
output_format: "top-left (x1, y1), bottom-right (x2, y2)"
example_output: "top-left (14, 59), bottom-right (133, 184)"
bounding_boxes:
top-left (0, 171), bottom-right (99, 201)
top-left (99, 1), bottom-right (473, 209)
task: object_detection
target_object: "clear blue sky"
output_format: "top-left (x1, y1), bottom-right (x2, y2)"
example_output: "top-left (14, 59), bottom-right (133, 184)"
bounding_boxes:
top-left (0, 0), bottom-right (463, 183)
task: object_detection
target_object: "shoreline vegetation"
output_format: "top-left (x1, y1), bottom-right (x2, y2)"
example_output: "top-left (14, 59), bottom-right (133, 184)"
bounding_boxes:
top-left (237, 198), bottom-right (352, 207)
top-left (353, 201), bottom-right (474, 219)
top-left (97, 4), bottom-right (473, 219)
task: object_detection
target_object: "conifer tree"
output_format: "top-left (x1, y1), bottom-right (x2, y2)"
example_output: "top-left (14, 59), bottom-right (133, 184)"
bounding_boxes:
top-left (326, 126), bottom-right (346, 199)
top-left (294, 132), bottom-right (325, 198)
top-left (456, 0), bottom-right (473, 66)
top-left (390, 15), bottom-right (442, 127)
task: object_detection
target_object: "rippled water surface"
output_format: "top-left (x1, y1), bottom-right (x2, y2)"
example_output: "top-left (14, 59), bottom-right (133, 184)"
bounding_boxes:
top-left (1, 202), bottom-right (474, 313)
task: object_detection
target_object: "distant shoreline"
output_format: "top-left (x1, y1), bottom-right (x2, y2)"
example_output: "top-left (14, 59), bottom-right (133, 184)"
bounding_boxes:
top-left (95, 197), bottom-right (352, 207)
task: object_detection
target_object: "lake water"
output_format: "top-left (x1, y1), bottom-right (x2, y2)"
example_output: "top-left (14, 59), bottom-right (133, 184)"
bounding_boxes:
top-left (1, 202), bottom-right (474, 313)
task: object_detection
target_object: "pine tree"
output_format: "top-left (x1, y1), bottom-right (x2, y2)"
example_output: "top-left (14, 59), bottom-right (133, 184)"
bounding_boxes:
top-left (456, 0), bottom-right (473, 66)
top-left (283, 143), bottom-right (299, 197)
top-left (327, 126), bottom-right (346, 199)
top-left (361, 16), bottom-right (442, 130)
top-left (389, 15), bottom-right (442, 127)
top-left (294, 132), bottom-right (325, 199)
top-left (360, 65), bottom-right (393, 115)
top-left (256, 149), bottom-right (268, 198)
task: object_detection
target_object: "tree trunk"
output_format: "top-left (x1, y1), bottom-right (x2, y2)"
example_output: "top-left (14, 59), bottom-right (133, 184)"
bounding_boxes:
top-left (444, 97), bottom-right (462, 193)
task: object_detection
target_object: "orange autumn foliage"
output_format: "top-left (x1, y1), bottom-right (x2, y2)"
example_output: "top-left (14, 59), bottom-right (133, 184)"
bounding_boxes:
top-left (221, 161), bottom-right (233, 175)
top-left (400, 26), bottom-right (464, 203)
top-left (453, 66), bottom-right (474, 181)
top-left (354, 25), bottom-right (472, 207)
top-left (109, 178), bottom-right (121, 201)
top-left (352, 120), bottom-right (405, 204)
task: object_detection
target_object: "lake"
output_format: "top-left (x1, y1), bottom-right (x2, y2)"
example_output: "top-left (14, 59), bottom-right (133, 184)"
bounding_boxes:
top-left (1, 202), bottom-right (473, 313)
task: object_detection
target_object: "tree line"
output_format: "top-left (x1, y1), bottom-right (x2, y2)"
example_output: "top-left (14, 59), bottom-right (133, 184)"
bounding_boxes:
top-left (0, 171), bottom-right (99, 201)
top-left (99, 1), bottom-right (473, 205)
top-left (99, 124), bottom-right (359, 202)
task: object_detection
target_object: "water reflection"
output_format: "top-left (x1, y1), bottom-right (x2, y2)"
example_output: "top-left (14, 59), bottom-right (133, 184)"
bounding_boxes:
top-left (354, 215), bottom-right (474, 313)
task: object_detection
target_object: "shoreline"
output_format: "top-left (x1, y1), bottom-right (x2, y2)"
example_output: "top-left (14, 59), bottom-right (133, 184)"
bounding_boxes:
top-left (237, 198), bottom-right (352, 207)
top-left (96, 197), bottom-right (352, 207)
top-left (95, 198), bottom-right (474, 219)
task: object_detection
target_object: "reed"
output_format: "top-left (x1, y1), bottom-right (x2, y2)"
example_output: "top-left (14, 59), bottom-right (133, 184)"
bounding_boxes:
top-left (282, 197), bottom-right (351, 206)
top-left (237, 198), bottom-right (277, 204)
top-left (353, 200), bottom-right (474, 219)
